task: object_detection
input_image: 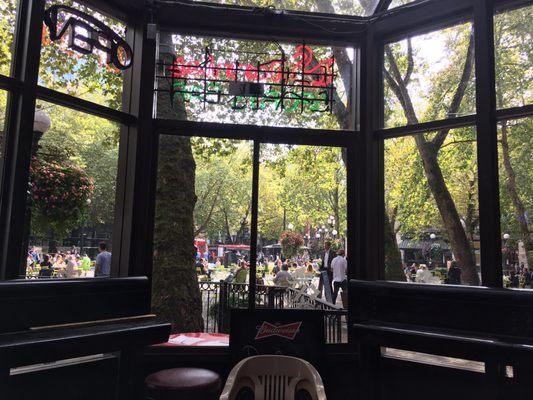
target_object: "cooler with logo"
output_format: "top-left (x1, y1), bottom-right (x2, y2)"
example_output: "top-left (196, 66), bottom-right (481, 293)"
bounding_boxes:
top-left (229, 309), bottom-right (325, 365)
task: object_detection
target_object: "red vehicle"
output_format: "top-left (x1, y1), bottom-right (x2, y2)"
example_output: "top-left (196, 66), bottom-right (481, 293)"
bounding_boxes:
top-left (194, 238), bottom-right (208, 260)
top-left (208, 244), bottom-right (250, 266)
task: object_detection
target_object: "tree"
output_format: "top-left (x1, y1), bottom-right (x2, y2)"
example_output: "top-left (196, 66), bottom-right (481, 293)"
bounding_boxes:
top-left (494, 7), bottom-right (532, 265)
top-left (151, 33), bottom-right (204, 333)
top-left (384, 24), bottom-right (479, 284)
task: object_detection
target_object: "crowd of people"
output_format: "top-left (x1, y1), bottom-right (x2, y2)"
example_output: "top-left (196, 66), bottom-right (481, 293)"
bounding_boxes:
top-left (505, 263), bottom-right (533, 288)
top-left (26, 242), bottom-right (112, 278)
top-left (404, 259), bottom-right (462, 284)
top-left (197, 240), bottom-right (348, 306)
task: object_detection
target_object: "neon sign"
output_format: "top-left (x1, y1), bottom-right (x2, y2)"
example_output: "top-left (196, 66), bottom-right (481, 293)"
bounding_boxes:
top-left (157, 44), bottom-right (337, 114)
top-left (44, 5), bottom-right (133, 70)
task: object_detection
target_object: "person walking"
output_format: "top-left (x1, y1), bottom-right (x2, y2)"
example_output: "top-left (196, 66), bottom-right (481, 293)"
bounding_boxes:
top-left (331, 249), bottom-right (347, 305)
top-left (318, 241), bottom-right (335, 298)
top-left (95, 242), bottom-right (112, 278)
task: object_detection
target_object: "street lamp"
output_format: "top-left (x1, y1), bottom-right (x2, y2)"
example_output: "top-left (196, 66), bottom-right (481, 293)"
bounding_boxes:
top-left (502, 233), bottom-right (510, 269)
top-left (287, 223), bottom-right (294, 230)
top-left (430, 233), bottom-right (436, 240)
top-left (34, 108), bottom-right (52, 134)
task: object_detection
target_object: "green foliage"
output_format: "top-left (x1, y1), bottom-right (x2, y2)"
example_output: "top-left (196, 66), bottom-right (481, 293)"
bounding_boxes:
top-left (39, 0), bottom-right (125, 110)
top-left (29, 157), bottom-right (93, 237)
top-left (498, 118), bottom-right (533, 249)
top-left (384, 22), bottom-right (476, 128)
top-left (36, 101), bottom-right (120, 232)
top-left (385, 128), bottom-right (478, 241)
top-left (0, 0), bottom-right (17, 76)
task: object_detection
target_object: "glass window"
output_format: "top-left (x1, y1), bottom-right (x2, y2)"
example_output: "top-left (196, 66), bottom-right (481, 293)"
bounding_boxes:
top-left (23, 101), bottom-right (120, 279)
top-left (388, 0), bottom-right (417, 10)
top-left (384, 127), bottom-right (481, 286)
top-left (155, 34), bottom-right (355, 130)
top-left (0, 89), bottom-right (9, 195)
top-left (494, 5), bottom-right (533, 110)
top-left (152, 136), bottom-right (252, 335)
top-left (39, 0), bottom-right (128, 109)
top-left (499, 117), bottom-right (532, 289)
top-left (383, 22), bottom-right (476, 128)
top-left (258, 144), bottom-right (348, 342)
top-left (189, 0), bottom-right (379, 16)
top-left (0, 0), bottom-right (18, 76)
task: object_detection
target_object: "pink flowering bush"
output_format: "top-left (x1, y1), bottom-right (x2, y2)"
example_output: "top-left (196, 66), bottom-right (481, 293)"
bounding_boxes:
top-left (29, 157), bottom-right (94, 237)
top-left (279, 230), bottom-right (304, 259)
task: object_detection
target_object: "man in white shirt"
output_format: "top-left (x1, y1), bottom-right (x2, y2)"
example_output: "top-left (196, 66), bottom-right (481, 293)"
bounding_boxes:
top-left (331, 249), bottom-right (348, 305)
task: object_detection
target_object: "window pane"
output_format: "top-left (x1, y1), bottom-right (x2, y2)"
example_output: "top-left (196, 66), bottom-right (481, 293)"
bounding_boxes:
top-left (499, 117), bottom-right (532, 289)
top-left (39, 0), bottom-right (127, 109)
top-left (189, 0), bottom-right (379, 16)
top-left (383, 22), bottom-right (476, 128)
top-left (494, 5), bottom-right (533, 110)
top-left (258, 144), bottom-right (348, 342)
top-left (388, 0), bottom-right (416, 10)
top-left (0, 0), bottom-right (18, 76)
top-left (384, 127), bottom-right (481, 286)
top-left (0, 89), bottom-right (9, 195)
top-left (152, 136), bottom-right (252, 335)
top-left (156, 34), bottom-right (355, 130)
top-left (24, 101), bottom-right (120, 279)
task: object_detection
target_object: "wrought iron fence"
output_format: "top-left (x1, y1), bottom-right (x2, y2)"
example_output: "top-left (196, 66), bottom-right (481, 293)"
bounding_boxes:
top-left (198, 280), bottom-right (348, 343)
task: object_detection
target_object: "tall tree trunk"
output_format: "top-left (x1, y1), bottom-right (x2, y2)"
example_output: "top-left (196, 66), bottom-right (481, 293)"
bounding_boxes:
top-left (417, 142), bottom-right (478, 284)
top-left (384, 34), bottom-right (479, 285)
top-left (384, 212), bottom-right (405, 281)
top-left (152, 34), bottom-right (204, 332)
top-left (500, 121), bottom-right (532, 257)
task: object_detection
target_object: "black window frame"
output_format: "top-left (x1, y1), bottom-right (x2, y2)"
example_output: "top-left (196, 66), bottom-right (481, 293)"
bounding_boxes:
top-left (0, 0), bottom-right (529, 337)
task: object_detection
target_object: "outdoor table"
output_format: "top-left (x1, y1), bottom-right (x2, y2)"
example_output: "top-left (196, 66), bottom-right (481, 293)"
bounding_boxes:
top-left (155, 332), bottom-right (229, 347)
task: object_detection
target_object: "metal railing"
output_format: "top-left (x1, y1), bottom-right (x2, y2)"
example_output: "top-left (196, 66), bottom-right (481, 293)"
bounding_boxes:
top-left (198, 280), bottom-right (348, 343)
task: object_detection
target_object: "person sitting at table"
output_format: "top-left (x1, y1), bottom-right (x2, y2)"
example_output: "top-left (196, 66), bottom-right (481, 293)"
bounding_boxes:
top-left (66, 255), bottom-right (79, 278)
top-left (272, 259), bottom-right (282, 275)
top-left (234, 261), bottom-right (249, 284)
top-left (273, 264), bottom-right (294, 287)
top-left (202, 258), bottom-right (212, 278)
top-left (53, 254), bottom-right (66, 273)
top-left (305, 262), bottom-right (315, 277)
top-left (38, 254), bottom-right (53, 278)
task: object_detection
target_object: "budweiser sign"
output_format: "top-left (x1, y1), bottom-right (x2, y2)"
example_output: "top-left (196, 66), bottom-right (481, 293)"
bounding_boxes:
top-left (254, 321), bottom-right (302, 340)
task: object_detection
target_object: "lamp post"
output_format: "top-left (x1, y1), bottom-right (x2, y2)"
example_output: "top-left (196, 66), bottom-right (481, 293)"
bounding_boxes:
top-left (503, 233), bottom-right (510, 268)
top-left (287, 223), bottom-right (294, 230)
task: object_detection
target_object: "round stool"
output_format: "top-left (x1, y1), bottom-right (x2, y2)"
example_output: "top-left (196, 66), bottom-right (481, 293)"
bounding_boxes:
top-left (145, 367), bottom-right (221, 400)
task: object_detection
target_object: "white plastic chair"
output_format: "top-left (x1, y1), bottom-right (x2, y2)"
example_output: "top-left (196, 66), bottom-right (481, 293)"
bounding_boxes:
top-left (220, 355), bottom-right (327, 400)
